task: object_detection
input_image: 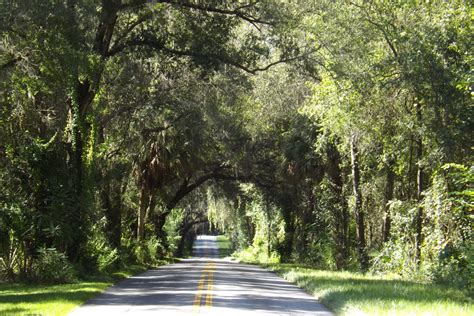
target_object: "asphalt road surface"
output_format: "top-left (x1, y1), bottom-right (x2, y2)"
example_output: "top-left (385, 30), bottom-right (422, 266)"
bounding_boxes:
top-left (69, 235), bottom-right (333, 315)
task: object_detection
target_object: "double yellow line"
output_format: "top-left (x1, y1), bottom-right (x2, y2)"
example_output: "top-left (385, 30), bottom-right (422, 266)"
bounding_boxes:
top-left (193, 262), bottom-right (215, 312)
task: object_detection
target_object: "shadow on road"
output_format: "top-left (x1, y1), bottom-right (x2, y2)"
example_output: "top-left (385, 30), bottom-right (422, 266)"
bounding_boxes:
top-left (68, 235), bottom-right (334, 315)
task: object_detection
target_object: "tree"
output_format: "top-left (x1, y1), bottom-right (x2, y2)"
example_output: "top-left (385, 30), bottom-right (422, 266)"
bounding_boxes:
top-left (1, 0), bottom-right (471, 282)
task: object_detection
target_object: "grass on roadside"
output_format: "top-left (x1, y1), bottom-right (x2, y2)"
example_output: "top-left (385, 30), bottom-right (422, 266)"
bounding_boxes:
top-left (0, 265), bottom-right (148, 316)
top-left (265, 263), bottom-right (473, 316)
top-left (233, 248), bottom-right (473, 316)
top-left (216, 235), bottom-right (233, 258)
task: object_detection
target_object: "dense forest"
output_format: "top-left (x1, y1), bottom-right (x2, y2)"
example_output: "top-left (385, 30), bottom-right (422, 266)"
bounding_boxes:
top-left (0, 0), bottom-right (472, 292)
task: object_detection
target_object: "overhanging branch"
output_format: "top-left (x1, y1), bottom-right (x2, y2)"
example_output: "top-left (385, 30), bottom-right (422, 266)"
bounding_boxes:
top-left (156, 0), bottom-right (273, 26)
top-left (165, 168), bottom-right (224, 211)
top-left (108, 38), bottom-right (317, 74)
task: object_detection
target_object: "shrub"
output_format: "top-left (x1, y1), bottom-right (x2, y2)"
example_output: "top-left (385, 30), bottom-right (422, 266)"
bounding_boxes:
top-left (146, 236), bottom-right (162, 261)
top-left (84, 229), bottom-right (120, 273)
top-left (132, 237), bottom-right (163, 265)
top-left (134, 244), bottom-right (146, 264)
top-left (372, 164), bottom-right (473, 292)
top-left (33, 248), bottom-right (75, 283)
top-left (97, 247), bottom-right (119, 273)
top-left (431, 244), bottom-right (473, 294)
top-left (423, 164), bottom-right (473, 291)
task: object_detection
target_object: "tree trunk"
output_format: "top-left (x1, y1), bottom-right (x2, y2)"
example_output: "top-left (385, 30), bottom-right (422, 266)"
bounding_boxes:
top-left (97, 126), bottom-right (123, 249)
top-left (137, 187), bottom-right (149, 242)
top-left (281, 219), bottom-right (294, 263)
top-left (414, 103), bottom-right (424, 263)
top-left (326, 142), bottom-right (349, 270)
top-left (154, 211), bottom-right (170, 251)
top-left (66, 97), bottom-right (87, 261)
top-left (64, 0), bottom-right (120, 260)
top-left (137, 189), bottom-right (157, 242)
top-left (350, 133), bottom-right (369, 271)
top-left (145, 194), bottom-right (156, 227)
top-left (101, 180), bottom-right (123, 249)
top-left (382, 158), bottom-right (395, 242)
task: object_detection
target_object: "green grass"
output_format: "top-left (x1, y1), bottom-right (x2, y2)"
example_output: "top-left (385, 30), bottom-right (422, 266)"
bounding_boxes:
top-left (233, 247), bottom-right (473, 315)
top-left (0, 265), bottom-right (148, 316)
top-left (264, 263), bottom-right (473, 316)
top-left (216, 235), bottom-right (233, 258)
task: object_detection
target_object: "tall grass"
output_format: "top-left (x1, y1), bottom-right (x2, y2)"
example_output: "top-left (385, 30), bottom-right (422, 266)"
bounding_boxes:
top-left (269, 264), bottom-right (473, 316)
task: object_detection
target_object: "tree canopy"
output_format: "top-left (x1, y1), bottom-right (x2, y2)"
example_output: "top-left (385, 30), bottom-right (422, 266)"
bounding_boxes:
top-left (1, 0), bottom-right (472, 291)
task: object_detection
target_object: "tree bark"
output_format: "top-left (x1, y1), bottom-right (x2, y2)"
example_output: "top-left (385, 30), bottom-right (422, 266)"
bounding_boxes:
top-left (265, 201), bottom-right (271, 257)
top-left (137, 188), bottom-right (157, 242)
top-left (280, 211), bottom-right (294, 263)
top-left (145, 194), bottom-right (156, 227)
top-left (350, 133), bottom-right (369, 271)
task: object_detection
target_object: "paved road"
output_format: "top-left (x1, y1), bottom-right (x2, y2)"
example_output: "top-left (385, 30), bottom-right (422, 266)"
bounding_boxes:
top-left (70, 235), bottom-right (333, 315)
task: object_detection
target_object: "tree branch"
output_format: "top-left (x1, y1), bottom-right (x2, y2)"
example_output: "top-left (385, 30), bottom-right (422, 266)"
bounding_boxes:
top-left (156, 0), bottom-right (272, 26)
top-left (0, 56), bottom-right (21, 70)
top-left (108, 38), bottom-right (315, 74)
top-left (350, 2), bottom-right (399, 59)
top-left (94, 0), bottom-right (121, 57)
top-left (364, 17), bottom-right (398, 58)
top-left (165, 170), bottom-right (219, 211)
top-left (109, 12), bottom-right (152, 55)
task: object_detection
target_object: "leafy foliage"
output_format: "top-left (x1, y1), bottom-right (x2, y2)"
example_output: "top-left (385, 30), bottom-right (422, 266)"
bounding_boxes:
top-left (32, 248), bottom-right (75, 284)
top-left (0, 0), bottom-right (471, 298)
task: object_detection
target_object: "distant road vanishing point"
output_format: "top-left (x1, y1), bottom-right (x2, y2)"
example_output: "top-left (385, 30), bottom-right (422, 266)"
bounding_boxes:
top-left (69, 235), bottom-right (334, 315)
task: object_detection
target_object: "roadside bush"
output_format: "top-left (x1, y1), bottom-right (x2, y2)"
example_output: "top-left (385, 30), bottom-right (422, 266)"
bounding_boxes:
top-left (145, 236), bottom-right (162, 261)
top-left (234, 245), bottom-right (280, 264)
top-left (85, 231), bottom-right (120, 273)
top-left (133, 237), bottom-right (163, 265)
top-left (372, 164), bottom-right (473, 293)
top-left (423, 164), bottom-right (473, 293)
top-left (33, 248), bottom-right (75, 283)
top-left (164, 208), bottom-right (185, 255)
top-left (371, 200), bottom-right (419, 276)
top-left (97, 246), bottom-right (119, 273)
top-left (431, 245), bottom-right (473, 294)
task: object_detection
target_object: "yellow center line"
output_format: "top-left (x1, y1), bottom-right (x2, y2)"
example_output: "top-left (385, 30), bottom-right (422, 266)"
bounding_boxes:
top-left (205, 269), bottom-right (213, 309)
top-left (193, 262), bottom-right (215, 313)
top-left (193, 274), bottom-right (206, 308)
